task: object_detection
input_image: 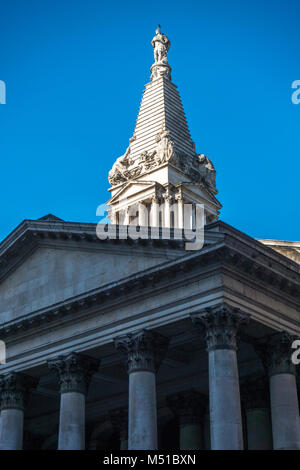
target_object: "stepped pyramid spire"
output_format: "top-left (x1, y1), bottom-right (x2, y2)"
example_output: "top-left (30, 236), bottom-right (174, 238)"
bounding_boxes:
top-left (107, 28), bottom-right (221, 227)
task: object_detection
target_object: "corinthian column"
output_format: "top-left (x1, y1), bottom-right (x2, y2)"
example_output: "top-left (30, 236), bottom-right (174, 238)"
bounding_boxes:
top-left (162, 193), bottom-right (172, 228)
top-left (109, 209), bottom-right (117, 225)
top-left (150, 196), bottom-right (160, 227)
top-left (241, 377), bottom-right (272, 449)
top-left (0, 373), bottom-right (38, 450)
top-left (257, 332), bottom-right (300, 450)
top-left (114, 329), bottom-right (169, 450)
top-left (168, 390), bottom-right (207, 450)
top-left (175, 193), bottom-right (184, 229)
top-left (192, 303), bottom-right (249, 450)
top-left (48, 352), bottom-right (100, 450)
top-left (123, 208), bottom-right (129, 225)
top-left (109, 407), bottom-right (128, 450)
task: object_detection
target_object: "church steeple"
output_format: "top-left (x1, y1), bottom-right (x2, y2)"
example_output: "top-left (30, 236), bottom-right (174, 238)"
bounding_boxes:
top-left (107, 28), bottom-right (221, 227)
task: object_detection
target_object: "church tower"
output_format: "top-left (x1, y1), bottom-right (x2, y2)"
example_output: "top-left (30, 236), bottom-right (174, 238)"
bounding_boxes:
top-left (107, 27), bottom-right (221, 227)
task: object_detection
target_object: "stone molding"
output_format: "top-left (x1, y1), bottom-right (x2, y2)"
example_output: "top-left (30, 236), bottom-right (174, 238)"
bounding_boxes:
top-left (48, 352), bottom-right (100, 395)
top-left (0, 221), bottom-right (299, 340)
top-left (255, 331), bottom-right (297, 376)
top-left (0, 372), bottom-right (38, 411)
top-left (192, 303), bottom-right (250, 351)
top-left (168, 389), bottom-right (207, 425)
top-left (114, 329), bottom-right (169, 373)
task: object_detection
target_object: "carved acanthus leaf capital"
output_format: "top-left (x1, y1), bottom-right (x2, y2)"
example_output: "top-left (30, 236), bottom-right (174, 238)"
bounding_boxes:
top-left (255, 331), bottom-right (297, 376)
top-left (174, 192), bottom-right (184, 202)
top-left (114, 329), bottom-right (169, 373)
top-left (151, 194), bottom-right (160, 204)
top-left (0, 372), bottom-right (38, 411)
top-left (192, 303), bottom-right (250, 351)
top-left (162, 193), bottom-right (173, 204)
top-left (48, 352), bottom-right (100, 395)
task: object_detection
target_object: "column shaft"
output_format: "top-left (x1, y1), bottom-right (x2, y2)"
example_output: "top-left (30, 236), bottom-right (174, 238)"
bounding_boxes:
top-left (257, 332), bottom-right (300, 450)
top-left (114, 329), bottom-right (169, 451)
top-left (270, 373), bottom-right (300, 449)
top-left (138, 203), bottom-right (148, 226)
top-left (110, 211), bottom-right (117, 224)
top-left (48, 352), bottom-right (99, 451)
top-left (120, 437), bottom-right (128, 450)
top-left (151, 199), bottom-right (159, 227)
top-left (176, 197), bottom-right (184, 229)
top-left (246, 408), bottom-right (272, 450)
top-left (168, 389), bottom-right (206, 450)
top-left (123, 208), bottom-right (129, 225)
top-left (209, 348), bottom-right (243, 449)
top-left (129, 370), bottom-right (157, 449)
top-left (0, 372), bottom-right (37, 450)
top-left (241, 377), bottom-right (272, 450)
top-left (192, 304), bottom-right (249, 450)
top-left (180, 423), bottom-right (202, 450)
top-left (58, 391), bottom-right (85, 450)
top-left (164, 198), bottom-right (171, 227)
top-left (0, 408), bottom-right (24, 450)
top-left (109, 407), bottom-right (128, 450)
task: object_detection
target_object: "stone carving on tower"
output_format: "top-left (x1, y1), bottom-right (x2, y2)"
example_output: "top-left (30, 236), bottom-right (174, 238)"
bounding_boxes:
top-left (107, 27), bottom-right (221, 226)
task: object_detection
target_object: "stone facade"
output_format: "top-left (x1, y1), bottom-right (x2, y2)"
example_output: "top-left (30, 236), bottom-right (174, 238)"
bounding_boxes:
top-left (0, 29), bottom-right (299, 450)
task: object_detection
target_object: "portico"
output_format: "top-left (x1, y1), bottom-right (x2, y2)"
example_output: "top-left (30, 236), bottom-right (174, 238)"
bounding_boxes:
top-left (0, 219), bottom-right (299, 450)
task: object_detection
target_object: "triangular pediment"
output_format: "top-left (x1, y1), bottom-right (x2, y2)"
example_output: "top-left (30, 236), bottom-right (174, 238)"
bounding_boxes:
top-left (108, 180), bottom-right (159, 204)
top-left (0, 219), bottom-right (185, 323)
top-left (181, 183), bottom-right (222, 209)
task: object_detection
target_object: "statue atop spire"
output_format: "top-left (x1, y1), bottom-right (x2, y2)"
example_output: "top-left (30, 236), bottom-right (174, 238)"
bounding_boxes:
top-left (107, 26), bottom-right (220, 225)
top-left (152, 25), bottom-right (170, 64)
top-left (150, 26), bottom-right (172, 81)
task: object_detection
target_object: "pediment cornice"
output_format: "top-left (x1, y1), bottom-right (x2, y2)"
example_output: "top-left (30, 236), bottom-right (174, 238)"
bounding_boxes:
top-left (0, 221), bottom-right (299, 339)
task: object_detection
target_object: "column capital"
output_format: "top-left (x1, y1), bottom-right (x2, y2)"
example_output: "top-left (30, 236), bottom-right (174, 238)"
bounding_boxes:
top-left (109, 407), bottom-right (128, 442)
top-left (192, 303), bottom-right (249, 351)
top-left (162, 190), bottom-right (173, 203)
top-left (0, 372), bottom-right (38, 411)
top-left (48, 352), bottom-right (100, 394)
top-left (151, 195), bottom-right (160, 204)
top-left (255, 331), bottom-right (297, 376)
top-left (241, 376), bottom-right (270, 410)
top-left (114, 329), bottom-right (169, 373)
top-left (168, 390), bottom-right (207, 425)
top-left (174, 192), bottom-right (184, 202)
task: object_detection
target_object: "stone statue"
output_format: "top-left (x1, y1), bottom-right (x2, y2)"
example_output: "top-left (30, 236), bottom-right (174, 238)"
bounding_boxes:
top-left (198, 154), bottom-right (216, 189)
top-left (108, 144), bottom-right (133, 186)
top-left (138, 150), bottom-right (157, 171)
top-left (152, 26), bottom-right (170, 64)
top-left (155, 130), bottom-right (174, 163)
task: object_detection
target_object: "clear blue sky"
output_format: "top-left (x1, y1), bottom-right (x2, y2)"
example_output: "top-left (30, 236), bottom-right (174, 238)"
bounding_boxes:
top-left (0, 0), bottom-right (299, 242)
